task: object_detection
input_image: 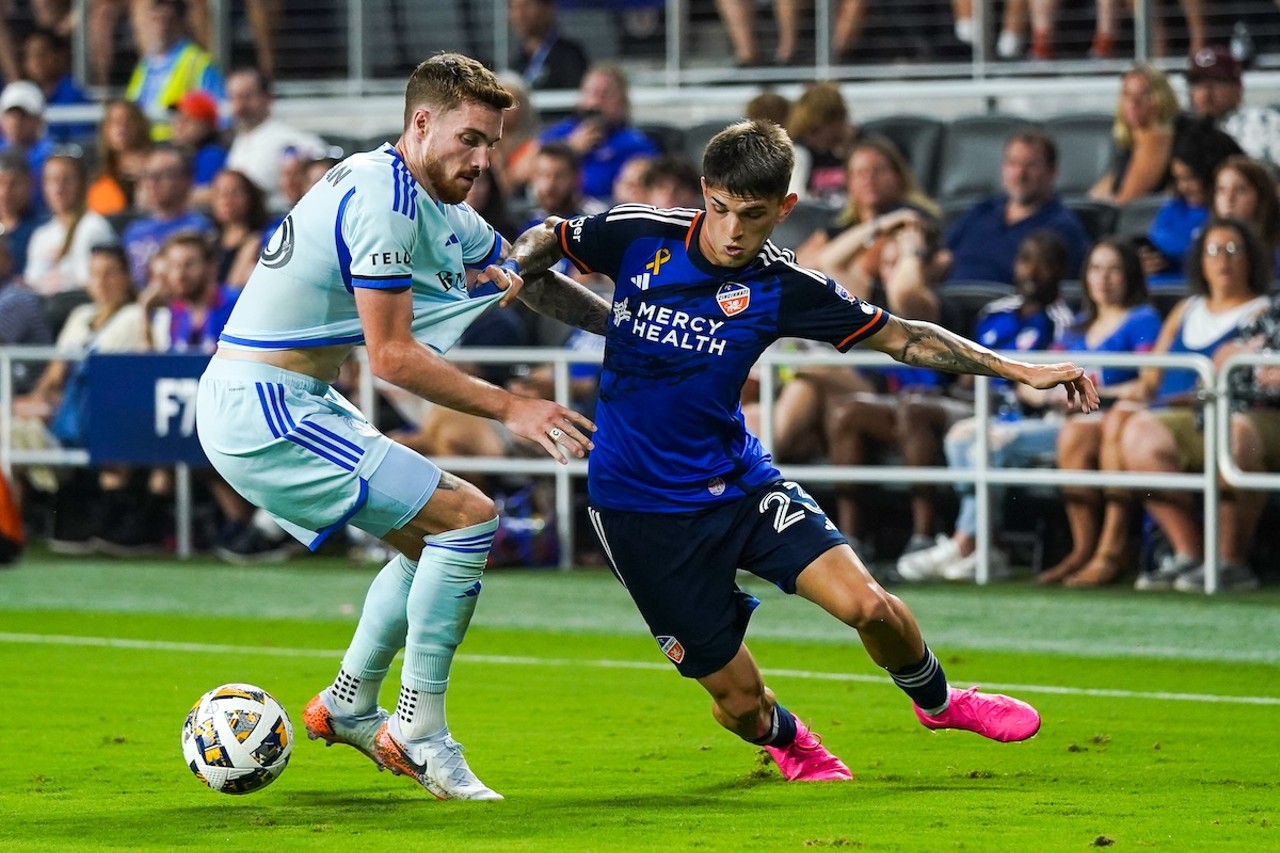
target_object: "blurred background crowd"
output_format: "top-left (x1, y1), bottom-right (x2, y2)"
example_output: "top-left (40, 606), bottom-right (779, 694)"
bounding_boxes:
top-left (2, 0), bottom-right (1280, 593)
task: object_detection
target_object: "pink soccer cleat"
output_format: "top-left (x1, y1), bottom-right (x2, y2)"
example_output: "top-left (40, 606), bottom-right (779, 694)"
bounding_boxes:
top-left (913, 686), bottom-right (1041, 742)
top-left (765, 718), bottom-right (854, 782)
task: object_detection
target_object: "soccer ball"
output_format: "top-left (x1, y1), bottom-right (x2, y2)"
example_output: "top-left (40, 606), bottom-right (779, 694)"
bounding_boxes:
top-left (181, 683), bottom-right (293, 794)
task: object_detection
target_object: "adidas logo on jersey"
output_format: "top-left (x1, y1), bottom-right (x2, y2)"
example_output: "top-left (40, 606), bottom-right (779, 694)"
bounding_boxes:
top-left (630, 272), bottom-right (651, 290)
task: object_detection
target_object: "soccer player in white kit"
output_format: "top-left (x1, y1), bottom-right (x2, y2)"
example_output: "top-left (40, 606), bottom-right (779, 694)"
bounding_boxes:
top-left (196, 53), bottom-right (603, 800)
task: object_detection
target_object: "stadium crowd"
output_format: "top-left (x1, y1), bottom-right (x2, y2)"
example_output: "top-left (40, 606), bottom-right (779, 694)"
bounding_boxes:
top-left (2, 0), bottom-right (1280, 592)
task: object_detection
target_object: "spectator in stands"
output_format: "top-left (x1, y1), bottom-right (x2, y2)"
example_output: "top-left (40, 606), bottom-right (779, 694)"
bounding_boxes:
top-left (208, 168), bottom-right (266, 290)
top-left (1122, 219), bottom-right (1273, 592)
top-left (1037, 241), bottom-right (1162, 587)
top-left (493, 72), bottom-right (541, 197)
top-left (465, 168), bottom-right (519, 242)
top-left (125, 0), bottom-right (224, 142)
top-left (524, 142), bottom-right (607, 279)
top-left (140, 230), bottom-right (235, 352)
top-left (0, 233), bottom-right (52, 395)
top-left (994, 0), bottom-right (1058, 60)
top-left (21, 28), bottom-right (93, 144)
top-left (1186, 46), bottom-right (1280, 170)
top-left (1139, 118), bottom-right (1242, 286)
top-left (610, 153), bottom-right (656, 205)
top-left (1213, 156), bottom-right (1280, 272)
top-left (713, 0), bottom-right (800, 67)
top-left (744, 91), bottom-right (791, 127)
top-left (539, 64), bottom-right (658, 201)
top-left (12, 244), bottom-right (145, 551)
top-left (87, 99), bottom-right (153, 216)
top-left (1089, 65), bottom-right (1180, 207)
top-left (796, 135), bottom-right (940, 300)
top-left (820, 214), bottom-right (959, 559)
top-left (942, 128), bottom-right (1089, 285)
top-left (896, 231), bottom-right (1077, 582)
top-left (509, 0), bottom-right (588, 92)
top-left (24, 152), bottom-right (117, 334)
top-left (184, 0), bottom-right (282, 84)
top-left (1091, 0), bottom-right (1205, 59)
top-left (786, 81), bottom-right (856, 206)
top-left (0, 154), bottom-right (43, 277)
top-left (224, 67), bottom-right (325, 214)
top-left (642, 154), bottom-right (701, 209)
top-left (169, 89), bottom-right (226, 209)
top-left (0, 81), bottom-right (55, 216)
top-left (121, 144), bottom-right (214, 286)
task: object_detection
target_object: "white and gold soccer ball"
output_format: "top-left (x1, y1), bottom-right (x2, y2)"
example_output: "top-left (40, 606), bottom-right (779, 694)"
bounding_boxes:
top-left (181, 683), bottom-right (293, 794)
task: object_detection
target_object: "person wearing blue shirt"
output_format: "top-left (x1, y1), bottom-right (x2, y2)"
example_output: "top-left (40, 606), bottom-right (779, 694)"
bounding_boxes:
top-left (537, 64), bottom-right (658, 200)
top-left (943, 129), bottom-right (1090, 285)
top-left (503, 119), bottom-right (1100, 784)
top-left (21, 29), bottom-right (94, 144)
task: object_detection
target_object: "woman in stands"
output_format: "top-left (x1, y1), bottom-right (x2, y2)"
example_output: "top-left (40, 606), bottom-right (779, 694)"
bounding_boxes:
top-left (208, 168), bottom-right (267, 290)
top-left (24, 151), bottom-right (118, 336)
top-left (796, 135), bottom-right (941, 301)
top-left (1138, 118), bottom-right (1242, 286)
top-left (1213, 156), bottom-right (1280, 275)
top-left (1036, 240), bottom-right (1163, 586)
top-left (86, 98), bottom-right (151, 216)
top-left (1089, 65), bottom-right (1180, 207)
top-left (1121, 218), bottom-right (1274, 592)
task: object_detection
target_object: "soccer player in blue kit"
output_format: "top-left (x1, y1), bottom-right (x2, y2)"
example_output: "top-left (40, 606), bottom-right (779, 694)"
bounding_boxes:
top-left (196, 54), bottom-right (607, 800)
top-left (502, 119), bottom-right (1100, 782)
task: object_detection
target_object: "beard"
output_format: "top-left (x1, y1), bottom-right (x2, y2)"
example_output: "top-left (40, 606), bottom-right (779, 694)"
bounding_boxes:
top-left (422, 152), bottom-right (474, 205)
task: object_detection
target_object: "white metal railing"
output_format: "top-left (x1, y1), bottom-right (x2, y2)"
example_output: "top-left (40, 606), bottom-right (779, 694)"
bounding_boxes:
top-left (2, 345), bottom-right (1267, 592)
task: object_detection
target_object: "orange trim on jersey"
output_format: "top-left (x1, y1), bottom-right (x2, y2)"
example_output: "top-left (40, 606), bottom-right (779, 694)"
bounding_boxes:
top-left (558, 220), bottom-right (593, 273)
top-left (837, 307), bottom-right (885, 350)
top-left (685, 211), bottom-right (704, 252)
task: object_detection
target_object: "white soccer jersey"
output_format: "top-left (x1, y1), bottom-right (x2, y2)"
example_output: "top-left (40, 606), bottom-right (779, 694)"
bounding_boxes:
top-left (219, 143), bottom-right (505, 354)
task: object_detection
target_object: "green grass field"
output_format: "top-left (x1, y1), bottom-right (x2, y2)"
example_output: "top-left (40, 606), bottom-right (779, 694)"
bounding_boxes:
top-left (2, 553), bottom-right (1279, 851)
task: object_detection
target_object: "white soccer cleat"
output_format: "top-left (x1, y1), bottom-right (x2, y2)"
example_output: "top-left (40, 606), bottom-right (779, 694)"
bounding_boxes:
top-left (374, 717), bottom-right (503, 800)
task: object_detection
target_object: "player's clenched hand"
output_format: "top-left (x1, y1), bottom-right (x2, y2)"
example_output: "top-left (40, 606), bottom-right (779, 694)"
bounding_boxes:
top-left (505, 396), bottom-right (596, 464)
top-left (474, 261), bottom-right (524, 307)
top-left (1022, 362), bottom-right (1100, 413)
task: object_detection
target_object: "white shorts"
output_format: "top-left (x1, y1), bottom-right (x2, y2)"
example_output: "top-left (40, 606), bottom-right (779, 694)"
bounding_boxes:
top-left (196, 357), bottom-right (441, 550)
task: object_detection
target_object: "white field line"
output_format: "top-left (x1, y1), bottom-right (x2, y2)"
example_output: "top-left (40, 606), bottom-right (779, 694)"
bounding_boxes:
top-left (4, 631), bottom-right (1280, 707)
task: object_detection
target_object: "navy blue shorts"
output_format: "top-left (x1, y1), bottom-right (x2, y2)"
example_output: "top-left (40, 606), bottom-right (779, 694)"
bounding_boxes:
top-left (588, 479), bottom-right (847, 678)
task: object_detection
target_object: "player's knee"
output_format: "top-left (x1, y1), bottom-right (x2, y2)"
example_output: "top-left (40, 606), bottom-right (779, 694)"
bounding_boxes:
top-left (836, 584), bottom-right (897, 630)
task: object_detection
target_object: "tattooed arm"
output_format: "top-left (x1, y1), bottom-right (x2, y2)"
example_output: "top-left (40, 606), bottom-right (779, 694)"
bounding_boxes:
top-left (508, 216), bottom-right (569, 278)
top-left (863, 316), bottom-right (1100, 412)
top-left (520, 270), bottom-right (611, 335)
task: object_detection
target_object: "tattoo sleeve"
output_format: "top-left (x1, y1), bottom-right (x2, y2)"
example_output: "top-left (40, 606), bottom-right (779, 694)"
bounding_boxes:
top-left (509, 219), bottom-right (566, 278)
top-left (519, 270), bottom-right (611, 335)
top-left (889, 316), bottom-right (1019, 378)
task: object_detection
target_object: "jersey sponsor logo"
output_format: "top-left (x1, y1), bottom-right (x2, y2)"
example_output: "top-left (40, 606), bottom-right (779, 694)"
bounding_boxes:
top-left (370, 250), bottom-right (412, 266)
top-left (645, 247), bottom-right (671, 276)
top-left (629, 272), bottom-right (650, 290)
top-left (707, 476), bottom-right (726, 496)
top-left (260, 214), bottom-right (294, 269)
top-left (568, 216), bottom-right (586, 242)
top-left (655, 635), bottom-right (685, 664)
top-left (437, 269), bottom-right (464, 291)
top-left (715, 282), bottom-right (750, 317)
top-left (630, 301), bottom-right (727, 354)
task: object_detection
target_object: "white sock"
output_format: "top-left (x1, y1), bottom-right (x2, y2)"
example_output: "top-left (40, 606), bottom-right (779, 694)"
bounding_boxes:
top-left (398, 517), bottom-right (497, 740)
top-left (955, 18), bottom-right (974, 44)
top-left (330, 553), bottom-right (417, 715)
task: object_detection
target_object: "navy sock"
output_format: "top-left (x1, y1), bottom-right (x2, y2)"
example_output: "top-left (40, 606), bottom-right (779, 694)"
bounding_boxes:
top-left (746, 703), bottom-right (799, 747)
top-left (888, 647), bottom-right (950, 714)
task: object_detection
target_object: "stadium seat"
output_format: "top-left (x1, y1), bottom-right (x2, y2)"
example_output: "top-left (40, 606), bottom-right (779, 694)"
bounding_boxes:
top-left (1113, 195), bottom-right (1167, 238)
top-left (859, 114), bottom-right (946, 198)
top-left (1063, 196), bottom-right (1119, 241)
top-left (935, 114), bottom-right (1036, 203)
top-left (1058, 279), bottom-right (1083, 313)
top-left (770, 199), bottom-right (835, 252)
top-left (683, 118), bottom-right (731, 165)
top-left (938, 281), bottom-right (1015, 336)
top-left (638, 122), bottom-right (688, 156)
top-left (1044, 112), bottom-right (1115, 197)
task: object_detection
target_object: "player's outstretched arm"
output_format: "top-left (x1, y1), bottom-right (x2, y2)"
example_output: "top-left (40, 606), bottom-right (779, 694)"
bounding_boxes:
top-left (863, 315), bottom-right (1100, 413)
top-left (356, 286), bottom-right (595, 463)
top-left (507, 216), bottom-right (568, 278)
top-left (519, 270), bottom-right (610, 335)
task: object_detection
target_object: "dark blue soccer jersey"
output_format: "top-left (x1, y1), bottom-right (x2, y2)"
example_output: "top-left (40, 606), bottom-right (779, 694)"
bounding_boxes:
top-left (554, 204), bottom-right (890, 512)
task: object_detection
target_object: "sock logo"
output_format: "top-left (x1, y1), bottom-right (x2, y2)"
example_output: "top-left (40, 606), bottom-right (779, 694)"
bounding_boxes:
top-left (655, 635), bottom-right (685, 664)
top-left (454, 581), bottom-right (482, 598)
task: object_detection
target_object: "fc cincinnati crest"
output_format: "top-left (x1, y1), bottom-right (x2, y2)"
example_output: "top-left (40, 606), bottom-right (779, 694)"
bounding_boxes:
top-left (716, 282), bottom-right (750, 317)
top-left (656, 635), bottom-right (685, 664)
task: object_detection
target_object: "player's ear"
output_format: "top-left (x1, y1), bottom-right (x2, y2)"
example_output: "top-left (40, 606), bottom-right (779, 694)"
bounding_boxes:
top-left (411, 106), bottom-right (432, 136)
top-left (777, 193), bottom-right (799, 219)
